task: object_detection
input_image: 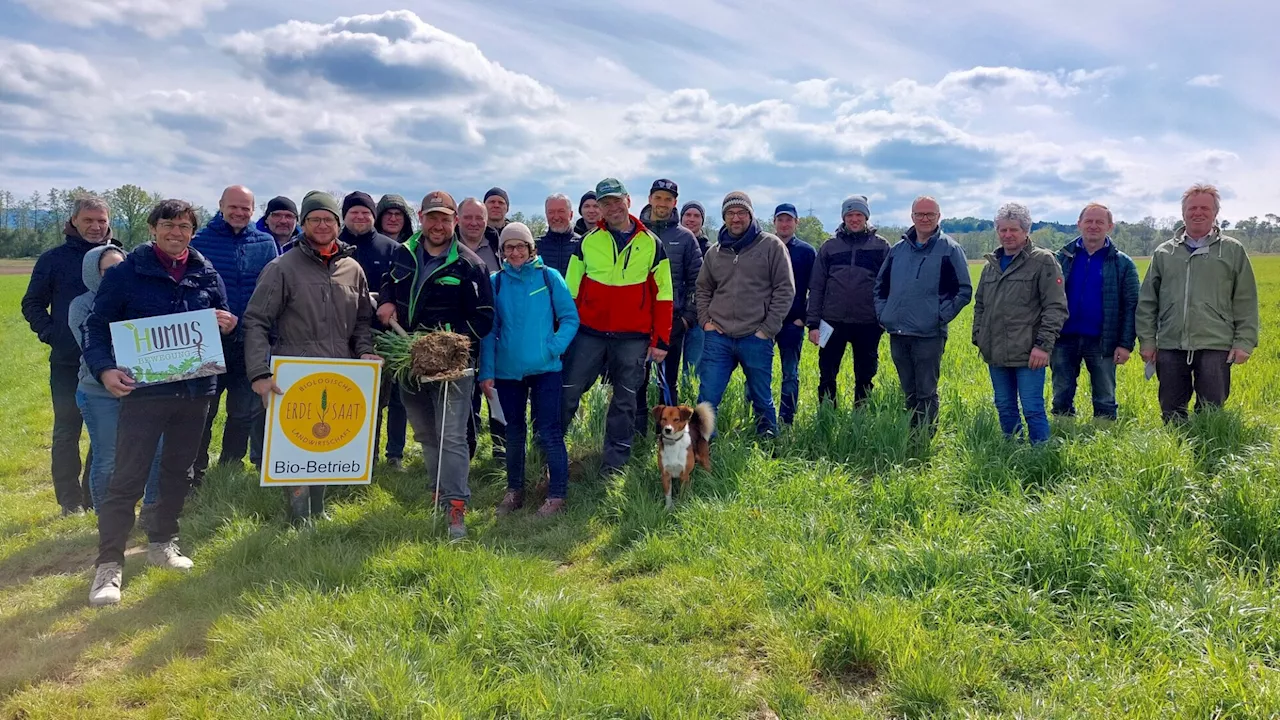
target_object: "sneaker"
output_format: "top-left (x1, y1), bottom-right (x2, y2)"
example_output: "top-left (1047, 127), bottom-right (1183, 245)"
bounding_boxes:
top-left (447, 500), bottom-right (467, 542)
top-left (495, 490), bottom-right (524, 516)
top-left (136, 503), bottom-right (158, 534)
top-left (386, 457), bottom-right (404, 471)
top-left (61, 504), bottom-right (84, 517)
top-left (147, 540), bottom-right (194, 571)
top-left (535, 498), bottom-right (566, 518)
top-left (89, 563), bottom-right (122, 607)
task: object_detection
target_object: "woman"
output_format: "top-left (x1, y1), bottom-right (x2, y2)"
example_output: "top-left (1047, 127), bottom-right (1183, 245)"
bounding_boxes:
top-left (70, 245), bottom-right (163, 529)
top-left (479, 223), bottom-right (579, 517)
top-left (972, 203), bottom-right (1068, 445)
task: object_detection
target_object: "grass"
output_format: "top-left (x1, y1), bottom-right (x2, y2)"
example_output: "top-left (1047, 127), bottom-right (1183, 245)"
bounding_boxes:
top-left (3, 258), bottom-right (1280, 718)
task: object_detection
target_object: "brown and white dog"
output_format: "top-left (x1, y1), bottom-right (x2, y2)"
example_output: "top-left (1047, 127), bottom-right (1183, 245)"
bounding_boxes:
top-left (651, 402), bottom-right (715, 510)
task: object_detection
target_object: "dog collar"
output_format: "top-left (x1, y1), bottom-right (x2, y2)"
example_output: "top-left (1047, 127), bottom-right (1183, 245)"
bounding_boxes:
top-left (660, 430), bottom-right (687, 444)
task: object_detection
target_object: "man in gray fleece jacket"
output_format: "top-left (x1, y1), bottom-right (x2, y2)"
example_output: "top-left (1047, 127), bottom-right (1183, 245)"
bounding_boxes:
top-left (695, 191), bottom-right (795, 437)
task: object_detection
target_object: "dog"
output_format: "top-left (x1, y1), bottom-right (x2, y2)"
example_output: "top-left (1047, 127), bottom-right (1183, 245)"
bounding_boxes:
top-left (651, 402), bottom-right (715, 510)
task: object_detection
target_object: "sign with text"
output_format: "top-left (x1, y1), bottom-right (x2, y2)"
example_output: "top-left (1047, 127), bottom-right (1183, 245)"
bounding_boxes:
top-left (109, 309), bottom-right (226, 386)
top-left (261, 356), bottom-right (382, 487)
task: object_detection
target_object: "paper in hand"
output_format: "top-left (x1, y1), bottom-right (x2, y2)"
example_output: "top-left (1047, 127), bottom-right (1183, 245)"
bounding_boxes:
top-left (818, 321), bottom-right (835, 349)
top-left (1144, 361), bottom-right (1157, 381)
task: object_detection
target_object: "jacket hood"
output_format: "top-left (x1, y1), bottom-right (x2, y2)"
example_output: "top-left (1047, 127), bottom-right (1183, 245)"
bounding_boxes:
top-left (375, 194), bottom-right (415, 241)
top-left (81, 243), bottom-right (127, 294)
top-left (638, 204), bottom-right (682, 233)
top-left (500, 255), bottom-right (547, 277)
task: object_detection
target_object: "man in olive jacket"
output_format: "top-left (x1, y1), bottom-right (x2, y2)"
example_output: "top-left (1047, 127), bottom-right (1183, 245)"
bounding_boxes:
top-left (1136, 184), bottom-right (1259, 423)
top-left (243, 190), bottom-right (378, 523)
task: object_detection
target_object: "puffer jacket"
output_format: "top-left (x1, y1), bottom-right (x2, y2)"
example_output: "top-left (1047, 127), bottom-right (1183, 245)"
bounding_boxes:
top-left (479, 258), bottom-right (580, 382)
top-left (22, 225), bottom-right (120, 366)
top-left (190, 212), bottom-right (277, 325)
top-left (972, 245), bottom-right (1068, 367)
top-left (69, 244), bottom-right (128, 397)
top-left (242, 239), bottom-right (375, 381)
top-left (807, 224), bottom-right (890, 327)
top-left (536, 228), bottom-right (581, 279)
top-left (640, 205), bottom-right (703, 329)
top-left (1136, 227), bottom-right (1259, 352)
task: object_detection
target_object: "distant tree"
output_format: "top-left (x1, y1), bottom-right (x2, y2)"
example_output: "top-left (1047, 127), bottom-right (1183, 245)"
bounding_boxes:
top-left (107, 184), bottom-right (161, 248)
top-left (795, 214), bottom-right (827, 247)
top-left (527, 213), bottom-right (547, 238)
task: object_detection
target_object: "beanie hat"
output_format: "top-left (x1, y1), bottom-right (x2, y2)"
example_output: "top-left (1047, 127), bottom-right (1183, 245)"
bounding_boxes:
top-left (266, 195), bottom-right (297, 217)
top-left (300, 191), bottom-right (341, 222)
top-left (773, 203), bottom-right (798, 219)
top-left (342, 191), bottom-right (376, 217)
top-left (680, 201), bottom-right (706, 220)
top-left (841, 195), bottom-right (871, 220)
top-left (579, 191), bottom-right (596, 212)
top-left (650, 178), bottom-right (678, 198)
top-left (721, 191), bottom-right (753, 218)
top-left (499, 222), bottom-right (536, 250)
top-left (484, 187), bottom-right (510, 205)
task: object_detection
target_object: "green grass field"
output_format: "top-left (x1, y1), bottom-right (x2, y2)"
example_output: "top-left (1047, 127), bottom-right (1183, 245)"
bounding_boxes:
top-left (3, 259), bottom-right (1280, 719)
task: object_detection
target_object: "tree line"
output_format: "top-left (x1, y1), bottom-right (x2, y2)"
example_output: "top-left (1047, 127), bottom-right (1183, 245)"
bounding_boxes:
top-left (3, 185), bottom-right (1279, 259)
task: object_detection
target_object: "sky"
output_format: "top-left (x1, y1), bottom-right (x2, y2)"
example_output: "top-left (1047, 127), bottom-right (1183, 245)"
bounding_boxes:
top-left (1, 0), bottom-right (1277, 229)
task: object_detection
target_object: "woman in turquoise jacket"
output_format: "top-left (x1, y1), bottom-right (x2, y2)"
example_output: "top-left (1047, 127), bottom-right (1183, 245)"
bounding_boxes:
top-left (479, 223), bottom-right (580, 517)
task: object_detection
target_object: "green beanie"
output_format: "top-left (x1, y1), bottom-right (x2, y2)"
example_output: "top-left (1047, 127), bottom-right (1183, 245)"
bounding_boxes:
top-left (300, 190), bottom-right (341, 222)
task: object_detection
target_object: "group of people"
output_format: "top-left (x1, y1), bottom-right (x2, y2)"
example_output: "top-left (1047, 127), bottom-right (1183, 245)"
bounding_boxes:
top-left (19, 178), bottom-right (1258, 609)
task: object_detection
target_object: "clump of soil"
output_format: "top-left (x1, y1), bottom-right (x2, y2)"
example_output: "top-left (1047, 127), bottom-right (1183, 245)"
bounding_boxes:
top-left (410, 332), bottom-right (472, 381)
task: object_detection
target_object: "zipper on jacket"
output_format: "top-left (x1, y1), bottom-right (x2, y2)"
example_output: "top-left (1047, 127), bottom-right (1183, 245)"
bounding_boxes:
top-left (1181, 250), bottom-right (1193, 350)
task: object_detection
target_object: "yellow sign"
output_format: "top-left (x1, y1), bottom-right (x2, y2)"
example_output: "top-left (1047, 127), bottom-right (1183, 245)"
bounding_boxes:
top-left (261, 357), bottom-right (382, 487)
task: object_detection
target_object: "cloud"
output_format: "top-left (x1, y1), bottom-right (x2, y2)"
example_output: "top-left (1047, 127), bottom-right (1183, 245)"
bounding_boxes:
top-left (1186, 74), bottom-right (1223, 88)
top-left (221, 10), bottom-right (559, 112)
top-left (15, 0), bottom-right (225, 37)
top-left (0, 43), bottom-right (102, 104)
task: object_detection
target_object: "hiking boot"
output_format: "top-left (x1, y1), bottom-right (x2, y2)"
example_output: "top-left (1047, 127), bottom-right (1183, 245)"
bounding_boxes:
top-left (386, 457), bottom-right (404, 471)
top-left (61, 504), bottom-right (84, 517)
top-left (536, 498), bottom-right (566, 518)
top-left (447, 500), bottom-right (467, 542)
top-left (136, 503), bottom-right (158, 534)
top-left (147, 540), bottom-right (194, 571)
top-left (89, 563), bottom-right (122, 607)
top-left (495, 490), bottom-right (524, 516)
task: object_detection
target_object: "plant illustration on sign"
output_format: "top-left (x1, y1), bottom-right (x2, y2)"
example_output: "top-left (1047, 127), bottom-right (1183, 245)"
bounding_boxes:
top-left (312, 389), bottom-right (331, 439)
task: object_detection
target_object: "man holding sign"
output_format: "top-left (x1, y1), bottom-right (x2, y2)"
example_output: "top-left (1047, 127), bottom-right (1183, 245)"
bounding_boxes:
top-left (243, 191), bottom-right (379, 524)
top-left (85, 199), bottom-right (238, 608)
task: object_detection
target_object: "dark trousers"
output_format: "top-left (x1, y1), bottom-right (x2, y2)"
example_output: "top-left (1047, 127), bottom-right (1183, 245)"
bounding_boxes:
top-left (1050, 334), bottom-right (1118, 419)
top-left (776, 323), bottom-right (805, 424)
top-left (497, 372), bottom-right (570, 499)
top-left (375, 377), bottom-right (407, 461)
top-left (96, 395), bottom-right (210, 567)
top-left (1156, 349), bottom-right (1232, 423)
top-left (817, 322), bottom-right (883, 407)
top-left (561, 333), bottom-right (649, 470)
top-left (635, 321), bottom-right (686, 435)
top-left (50, 362), bottom-right (91, 509)
top-left (193, 368), bottom-right (265, 481)
top-left (888, 334), bottom-right (945, 429)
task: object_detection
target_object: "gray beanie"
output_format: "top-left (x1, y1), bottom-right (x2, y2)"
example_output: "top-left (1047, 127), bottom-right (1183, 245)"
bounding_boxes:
top-left (680, 201), bottom-right (705, 220)
top-left (300, 190), bottom-right (341, 222)
top-left (721, 191), bottom-right (753, 218)
top-left (841, 195), bottom-right (871, 220)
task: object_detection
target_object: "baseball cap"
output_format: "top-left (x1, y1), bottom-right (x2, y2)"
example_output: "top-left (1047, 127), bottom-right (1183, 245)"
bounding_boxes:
top-left (420, 190), bottom-right (457, 215)
top-left (595, 178), bottom-right (627, 199)
top-left (649, 178), bottom-right (678, 198)
top-left (774, 203), bottom-right (798, 219)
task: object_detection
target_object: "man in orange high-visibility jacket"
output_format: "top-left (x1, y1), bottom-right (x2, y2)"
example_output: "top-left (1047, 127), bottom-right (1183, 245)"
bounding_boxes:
top-left (560, 178), bottom-right (673, 474)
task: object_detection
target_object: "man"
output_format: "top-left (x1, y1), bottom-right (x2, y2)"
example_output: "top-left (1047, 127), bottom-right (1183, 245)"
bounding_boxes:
top-left (561, 178), bottom-right (673, 473)
top-left (1051, 203), bottom-right (1141, 420)
top-left (875, 195), bottom-right (972, 430)
top-left (572, 191), bottom-right (601, 236)
top-left (696, 191), bottom-right (794, 438)
top-left (377, 191), bottom-right (494, 540)
top-left (190, 185), bottom-right (278, 484)
top-left (680, 200), bottom-right (712, 256)
top-left (376, 193), bottom-right (415, 243)
top-left (256, 195), bottom-right (301, 250)
top-left (772, 203), bottom-right (815, 425)
top-left (1137, 184), bottom-right (1259, 423)
top-left (635, 179), bottom-right (702, 430)
top-left (457, 197), bottom-right (504, 459)
top-left (807, 195), bottom-right (890, 408)
top-left (86, 199), bottom-right (237, 607)
top-left (483, 187), bottom-right (510, 254)
top-left (537, 193), bottom-right (581, 279)
top-left (22, 195), bottom-right (117, 514)
top-left (245, 191), bottom-right (379, 522)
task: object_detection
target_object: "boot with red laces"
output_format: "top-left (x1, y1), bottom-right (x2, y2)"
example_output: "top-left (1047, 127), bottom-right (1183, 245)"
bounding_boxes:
top-left (447, 499), bottom-right (467, 542)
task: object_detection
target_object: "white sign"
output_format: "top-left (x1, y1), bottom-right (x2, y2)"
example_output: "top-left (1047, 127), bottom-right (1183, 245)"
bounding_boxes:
top-left (260, 356), bottom-right (383, 487)
top-left (109, 309), bottom-right (225, 386)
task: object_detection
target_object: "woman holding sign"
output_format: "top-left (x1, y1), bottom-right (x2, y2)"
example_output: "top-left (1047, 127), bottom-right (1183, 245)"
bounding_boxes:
top-left (242, 190), bottom-right (379, 524)
top-left (84, 199), bottom-right (238, 608)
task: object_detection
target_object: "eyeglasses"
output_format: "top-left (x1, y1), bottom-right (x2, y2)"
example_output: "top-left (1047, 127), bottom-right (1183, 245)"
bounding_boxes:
top-left (305, 216), bottom-right (339, 227)
top-left (724, 210), bottom-right (751, 220)
top-left (502, 244), bottom-right (532, 254)
top-left (156, 221), bottom-right (195, 233)
top-left (912, 212), bottom-right (940, 220)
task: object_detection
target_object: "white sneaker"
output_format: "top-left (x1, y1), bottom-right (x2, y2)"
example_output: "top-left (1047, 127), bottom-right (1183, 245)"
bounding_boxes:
top-left (89, 563), bottom-right (122, 607)
top-left (147, 540), bottom-right (194, 571)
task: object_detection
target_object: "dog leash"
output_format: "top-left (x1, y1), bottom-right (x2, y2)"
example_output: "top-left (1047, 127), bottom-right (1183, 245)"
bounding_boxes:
top-left (653, 361), bottom-right (675, 406)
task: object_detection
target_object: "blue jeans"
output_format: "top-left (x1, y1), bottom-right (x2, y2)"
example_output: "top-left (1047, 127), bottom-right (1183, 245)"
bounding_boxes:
top-left (683, 325), bottom-right (705, 376)
top-left (76, 388), bottom-right (161, 511)
top-left (776, 323), bottom-right (804, 424)
top-left (1050, 334), bottom-right (1118, 419)
top-left (697, 330), bottom-right (778, 436)
top-left (496, 372), bottom-right (570, 499)
top-left (987, 366), bottom-right (1050, 445)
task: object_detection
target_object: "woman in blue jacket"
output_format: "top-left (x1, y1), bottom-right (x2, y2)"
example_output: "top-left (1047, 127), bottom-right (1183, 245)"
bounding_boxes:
top-left (479, 223), bottom-right (579, 518)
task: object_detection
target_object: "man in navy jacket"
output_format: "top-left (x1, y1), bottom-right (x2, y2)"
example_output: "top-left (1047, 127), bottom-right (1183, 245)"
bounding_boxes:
top-left (772, 203), bottom-right (816, 425)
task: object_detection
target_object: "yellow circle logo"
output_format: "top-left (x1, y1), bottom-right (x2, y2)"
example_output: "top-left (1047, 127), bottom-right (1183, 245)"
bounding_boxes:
top-left (279, 372), bottom-right (367, 452)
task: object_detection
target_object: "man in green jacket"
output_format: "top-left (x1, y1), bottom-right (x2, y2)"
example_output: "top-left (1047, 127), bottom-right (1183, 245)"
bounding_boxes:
top-left (1136, 184), bottom-right (1259, 423)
